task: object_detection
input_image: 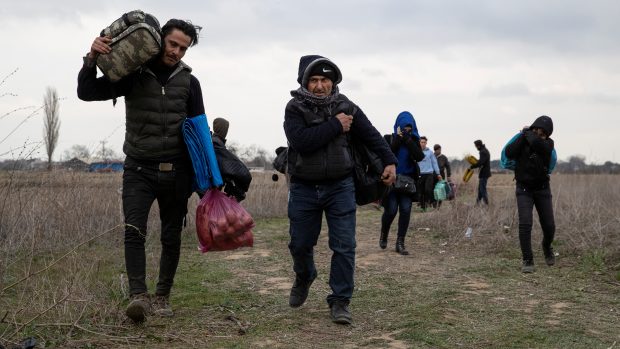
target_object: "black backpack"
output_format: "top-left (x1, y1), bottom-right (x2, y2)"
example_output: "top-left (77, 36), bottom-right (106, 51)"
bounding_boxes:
top-left (350, 137), bottom-right (389, 205)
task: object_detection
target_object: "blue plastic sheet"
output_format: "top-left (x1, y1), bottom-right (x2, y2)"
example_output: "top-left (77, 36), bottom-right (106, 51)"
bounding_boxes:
top-left (183, 114), bottom-right (224, 191)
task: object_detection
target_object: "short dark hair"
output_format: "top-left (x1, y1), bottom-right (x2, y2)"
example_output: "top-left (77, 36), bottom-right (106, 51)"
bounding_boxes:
top-left (420, 136), bottom-right (428, 141)
top-left (162, 19), bottom-right (199, 46)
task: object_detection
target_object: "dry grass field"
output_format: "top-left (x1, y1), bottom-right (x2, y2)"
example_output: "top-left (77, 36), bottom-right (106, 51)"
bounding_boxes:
top-left (0, 170), bottom-right (619, 348)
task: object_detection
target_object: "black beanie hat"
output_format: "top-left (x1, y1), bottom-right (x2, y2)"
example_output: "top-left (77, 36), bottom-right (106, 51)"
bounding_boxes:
top-left (474, 140), bottom-right (483, 147)
top-left (307, 62), bottom-right (337, 82)
top-left (530, 115), bottom-right (553, 136)
top-left (297, 55), bottom-right (342, 87)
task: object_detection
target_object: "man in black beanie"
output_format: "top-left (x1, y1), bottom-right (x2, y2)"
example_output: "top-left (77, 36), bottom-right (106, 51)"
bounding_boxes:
top-left (283, 55), bottom-right (397, 325)
top-left (471, 139), bottom-right (491, 205)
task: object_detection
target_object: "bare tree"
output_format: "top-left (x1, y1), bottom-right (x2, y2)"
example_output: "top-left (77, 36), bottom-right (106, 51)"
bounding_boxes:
top-left (43, 87), bottom-right (60, 170)
top-left (63, 144), bottom-right (91, 160)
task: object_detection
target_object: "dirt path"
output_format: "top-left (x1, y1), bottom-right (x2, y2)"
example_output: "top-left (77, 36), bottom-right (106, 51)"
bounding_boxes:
top-left (189, 207), bottom-right (619, 348)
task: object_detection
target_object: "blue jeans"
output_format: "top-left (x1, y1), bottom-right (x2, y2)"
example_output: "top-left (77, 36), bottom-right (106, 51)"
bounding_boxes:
top-left (287, 176), bottom-right (357, 305)
top-left (477, 176), bottom-right (489, 205)
top-left (381, 190), bottom-right (413, 238)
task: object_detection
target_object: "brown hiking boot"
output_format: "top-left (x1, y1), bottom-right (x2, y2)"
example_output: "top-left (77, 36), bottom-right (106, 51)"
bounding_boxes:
top-left (126, 293), bottom-right (151, 323)
top-left (152, 294), bottom-right (174, 317)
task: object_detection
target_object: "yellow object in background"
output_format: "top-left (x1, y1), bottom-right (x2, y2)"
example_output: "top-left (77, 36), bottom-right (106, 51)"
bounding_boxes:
top-left (466, 155), bottom-right (478, 166)
top-left (463, 168), bottom-right (474, 182)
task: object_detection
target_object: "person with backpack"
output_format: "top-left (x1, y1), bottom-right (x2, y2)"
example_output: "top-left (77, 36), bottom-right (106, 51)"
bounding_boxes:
top-left (504, 116), bottom-right (556, 273)
top-left (283, 55), bottom-right (397, 325)
top-left (379, 111), bottom-right (425, 255)
top-left (210, 117), bottom-right (252, 202)
top-left (470, 139), bottom-right (491, 205)
top-left (78, 19), bottom-right (202, 322)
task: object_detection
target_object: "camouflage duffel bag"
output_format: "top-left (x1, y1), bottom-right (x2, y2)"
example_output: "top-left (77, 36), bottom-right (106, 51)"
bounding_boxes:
top-left (97, 10), bottom-right (161, 82)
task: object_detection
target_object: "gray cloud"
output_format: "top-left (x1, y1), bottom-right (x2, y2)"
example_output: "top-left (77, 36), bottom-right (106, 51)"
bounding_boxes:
top-left (480, 83), bottom-right (531, 98)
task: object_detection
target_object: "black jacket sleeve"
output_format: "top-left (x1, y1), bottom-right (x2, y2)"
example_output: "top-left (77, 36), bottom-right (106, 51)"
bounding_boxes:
top-left (283, 100), bottom-right (343, 155)
top-left (505, 133), bottom-right (526, 159)
top-left (472, 147), bottom-right (490, 168)
top-left (350, 107), bottom-right (398, 167)
top-left (390, 134), bottom-right (403, 153)
top-left (527, 133), bottom-right (554, 157)
top-left (403, 136), bottom-right (425, 162)
top-left (188, 75), bottom-right (205, 117)
top-left (442, 155), bottom-right (452, 177)
top-left (77, 58), bottom-right (132, 101)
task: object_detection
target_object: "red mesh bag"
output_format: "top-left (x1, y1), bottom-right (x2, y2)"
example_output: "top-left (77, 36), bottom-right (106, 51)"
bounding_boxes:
top-left (196, 189), bottom-right (254, 252)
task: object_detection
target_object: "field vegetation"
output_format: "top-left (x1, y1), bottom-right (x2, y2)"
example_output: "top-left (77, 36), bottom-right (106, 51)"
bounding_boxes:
top-left (0, 170), bottom-right (618, 348)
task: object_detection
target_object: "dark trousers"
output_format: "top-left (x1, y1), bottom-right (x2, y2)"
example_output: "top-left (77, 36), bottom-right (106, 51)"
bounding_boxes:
top-left (477, 176), bottom-right (489, 205)
top-left (381, 190), bottom-right (413, 238)
top-left (516, 184), bottom-right (555, 261)
top-left (122, 159), bottom-right (193, 296)
top-left (418, 174), bottom-right (435, 209)
top-left (287, 176), bottom-right (356, 305)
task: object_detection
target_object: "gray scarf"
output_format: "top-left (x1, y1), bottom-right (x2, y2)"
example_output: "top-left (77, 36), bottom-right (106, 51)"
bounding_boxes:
top-left (290, 86), bottom-right (340, 106)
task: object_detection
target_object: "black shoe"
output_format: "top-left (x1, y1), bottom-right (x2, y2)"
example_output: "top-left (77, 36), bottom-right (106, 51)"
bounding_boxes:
top-left (379, 229), bottom-right (389, 249)
top-left (289, 277), bottom-right (314, 308)
top-left (543, 244), bottom-right (556, 266)
top-left (521, 259), bottom-right (535, 273)
top-left (330, 302), bottom-right (352, 325)
top-left (395, 237), bottom-right (409, 256)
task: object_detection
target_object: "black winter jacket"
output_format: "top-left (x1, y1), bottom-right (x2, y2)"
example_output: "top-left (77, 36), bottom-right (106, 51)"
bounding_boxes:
top-left (505, 131), bottom-right (555, 189)
top-left (472, 145), bottom-right (491, 178)
top-left (284, 94), bottom-right (396, 183)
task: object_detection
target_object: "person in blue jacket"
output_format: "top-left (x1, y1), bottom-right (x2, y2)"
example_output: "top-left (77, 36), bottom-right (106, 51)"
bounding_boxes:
top-left (505, 115), bottom-right (556, 273)
top-left (380, 112), bottom-right (425, 255)
top-left (417, 137), bottom-right (442, 210)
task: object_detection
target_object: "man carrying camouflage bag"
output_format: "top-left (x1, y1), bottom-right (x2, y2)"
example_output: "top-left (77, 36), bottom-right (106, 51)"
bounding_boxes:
top-left (78, 18), bottom-right (204, 323)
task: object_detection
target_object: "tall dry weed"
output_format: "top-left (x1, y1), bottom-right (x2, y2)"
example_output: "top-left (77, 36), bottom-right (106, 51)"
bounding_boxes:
top-left (0, 169), bottom-right (618, 346)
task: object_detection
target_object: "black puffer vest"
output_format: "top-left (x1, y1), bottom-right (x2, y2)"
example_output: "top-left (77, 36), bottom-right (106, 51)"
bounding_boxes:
top-left (123, 62), bottom-right (191, 161)
top-left (286, 96), bottom-right (356, 181)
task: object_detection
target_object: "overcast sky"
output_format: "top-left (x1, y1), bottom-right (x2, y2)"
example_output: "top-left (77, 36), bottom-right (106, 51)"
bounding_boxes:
top-left (1, 0), bottom-right (619, 163)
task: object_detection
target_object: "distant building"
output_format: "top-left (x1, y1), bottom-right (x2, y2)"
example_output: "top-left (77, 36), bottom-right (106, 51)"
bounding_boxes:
top-left (88, 161), bottom-right (124, 173)
top-left (61, 157), bottom-right (90, 171)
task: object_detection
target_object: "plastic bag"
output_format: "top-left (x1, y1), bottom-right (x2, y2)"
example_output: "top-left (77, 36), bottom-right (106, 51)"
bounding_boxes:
top-left (433, 180), bottom-right (447, 201)
top-left (196, 189), bottom-right (254, 252)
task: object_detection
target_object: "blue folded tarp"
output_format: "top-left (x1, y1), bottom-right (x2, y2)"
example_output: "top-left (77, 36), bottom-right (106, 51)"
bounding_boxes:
top-left (183, 114), bottom-right (224, 191)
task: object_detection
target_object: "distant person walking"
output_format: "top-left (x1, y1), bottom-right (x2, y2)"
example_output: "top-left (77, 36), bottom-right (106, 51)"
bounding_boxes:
top-left (417, 137), bottom-right (442, 210)
top-left (433, 144), bottom-right (451, 181)
top-left (505, 116), bottom-right (556, 273)
top-left (470, 139), bottom-right (491, 205)
top-left (433, 144), bottom-right (451, 208)
top-left (380, 111), bottom-right (424, 255)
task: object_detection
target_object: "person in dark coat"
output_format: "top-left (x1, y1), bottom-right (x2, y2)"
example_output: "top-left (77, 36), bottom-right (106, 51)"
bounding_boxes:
top-left (433, 144), bottom-right (451, 180)
top-left (283, 54), bottom-right (397, 325)
top-left (380, 111), bottom-right (424, 255)
top-left (505, 115), bottom-right (556, 273)
top-left (78, 19), bottom-right (202, 322)
top-left (471, 139), bottom-right (491, 205)
top-left (210, 117), bottom-right (251, 202)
